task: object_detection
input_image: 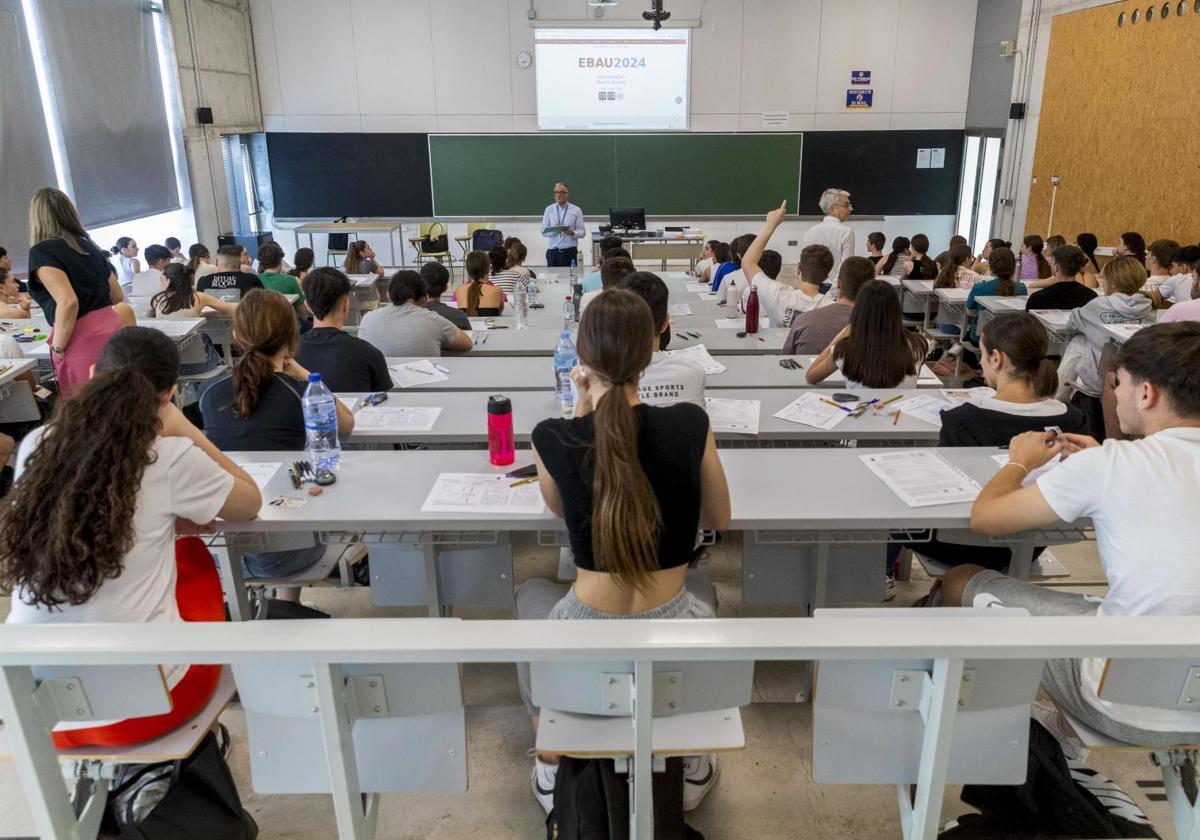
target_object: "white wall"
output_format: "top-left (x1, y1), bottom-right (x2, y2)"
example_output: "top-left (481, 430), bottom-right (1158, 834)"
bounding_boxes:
top-left (250, 0), bottom-right (977, 133)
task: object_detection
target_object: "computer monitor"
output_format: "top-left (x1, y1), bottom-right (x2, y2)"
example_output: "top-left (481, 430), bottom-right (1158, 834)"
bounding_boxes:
top-left (608, 207), bottom-right (646, 232)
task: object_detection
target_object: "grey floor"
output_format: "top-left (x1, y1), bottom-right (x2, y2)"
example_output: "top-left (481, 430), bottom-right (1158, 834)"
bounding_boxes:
top-left (0, 534), bottom-right (1178, 839)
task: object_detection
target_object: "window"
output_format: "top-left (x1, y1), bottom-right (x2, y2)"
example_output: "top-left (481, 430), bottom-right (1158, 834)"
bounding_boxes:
top-left (956, 134), bottom-right (1003, 252)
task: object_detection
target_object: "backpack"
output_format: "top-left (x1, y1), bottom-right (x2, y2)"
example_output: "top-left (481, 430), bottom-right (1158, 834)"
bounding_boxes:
top-left (472, 229), bottom-right (504, 252)
top-left (546, 756), bottom-right (704, 840)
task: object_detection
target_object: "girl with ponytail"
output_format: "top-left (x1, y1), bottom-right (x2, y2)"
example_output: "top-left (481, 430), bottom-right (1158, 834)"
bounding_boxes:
top-left (1021, 235), bottom-right (1053, 280)
top-left (1, 326), bottom-right (261, 747)
top-left (517, 289), bottom-right (731, 813)
top-left (200, 289), bottom-right (356, 587)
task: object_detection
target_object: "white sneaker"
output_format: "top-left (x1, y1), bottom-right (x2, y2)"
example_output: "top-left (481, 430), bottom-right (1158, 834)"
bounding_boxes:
top-left (681, 754), bottom-right (718, 811)
top-left (884, 575), bottom-right (897, 602)
top-left (531, 757), bottom-right (557, 814)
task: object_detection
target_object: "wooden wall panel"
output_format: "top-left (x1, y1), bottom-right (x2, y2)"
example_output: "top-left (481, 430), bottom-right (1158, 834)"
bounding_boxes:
top-left (1025, 1), bottom-right (1200, 245)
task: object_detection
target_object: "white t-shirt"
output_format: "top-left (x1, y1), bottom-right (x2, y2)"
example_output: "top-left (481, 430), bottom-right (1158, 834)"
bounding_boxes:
top-left (741, 272), bottom-right (827, 327)
top-left (637, 350), bottom-right (706, 407)
top-left (1036, 427), bottom-right (1200, 731)
top-left (1156, 272), bottom-right (1194, 303)
top-left (977, 396), bottom-right (1068, 416)
top-left (131, 267), bottom-right (164, 297)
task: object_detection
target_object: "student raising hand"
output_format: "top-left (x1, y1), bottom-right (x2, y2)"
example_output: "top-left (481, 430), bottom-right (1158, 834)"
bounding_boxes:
top-left (765, 199), bottom-right (788, 227)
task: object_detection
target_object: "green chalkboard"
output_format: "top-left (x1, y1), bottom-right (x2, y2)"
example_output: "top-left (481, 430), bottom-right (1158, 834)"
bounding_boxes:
top-left (429, 133), bottom-right (803, 217)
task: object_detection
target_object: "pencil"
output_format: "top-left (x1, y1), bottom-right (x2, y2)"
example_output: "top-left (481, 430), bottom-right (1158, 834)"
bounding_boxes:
top-left (893, 410), bottom-right (902, 426)
top-left (509, 476), bottom-right (539, 488)
top-left (820, 398), bottom-right (851, 412)
top-left (876, 394), bottom-right (903, 408)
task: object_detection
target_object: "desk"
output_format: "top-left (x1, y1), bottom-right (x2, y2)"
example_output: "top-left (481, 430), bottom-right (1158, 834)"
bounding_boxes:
top-left (457, 326), bottom-right (794, 356)
top-left (0, 359), bottom-right (39, 424)
top-left (590, 232), bottom-right (705, 267)
top-left (902, 280), bottom-right (936, 332)
top-left (973, 295), bottom-right (1029, 332)
top-left (341, 388), bottom-right (942, 446)
top-left (294, 221), bottom-right (403, 267)
top-left (930, 289), bottom-right (971, 381)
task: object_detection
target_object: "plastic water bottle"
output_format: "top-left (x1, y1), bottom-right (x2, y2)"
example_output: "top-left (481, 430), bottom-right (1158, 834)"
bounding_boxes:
top-left (528, 275), bottom-right (541, 308)
top-left (514, 283), bottom-right (529, 329)
top-left (562, 295), bottom-right (575, 329)
top-left (553, 331), bottom-right (578, 417)
top-left (302, 373), bottom-right (341, 470)
top-left (569, 258), bottom-right (578, 288)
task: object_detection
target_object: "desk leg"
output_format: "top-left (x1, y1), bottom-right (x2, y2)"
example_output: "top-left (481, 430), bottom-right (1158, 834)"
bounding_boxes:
top-left (630, 660), bottom-right (655, 840)
top-left (1007, 540), bottom-right (1036, 581)
top-left (811, 536), bottom-right (830, 613)
top-left (314, 663), bottom-right (371, 840)
top-left (0, 666), bottom-right (81, 840)
top-left (219, 540), bottom-right (252, 622)
top-left (423, 541), bottom-right (443, 618)
top-left (901, 657), bottom-right (964, 840)
top-left (922, 294), bottom-right (933, 333)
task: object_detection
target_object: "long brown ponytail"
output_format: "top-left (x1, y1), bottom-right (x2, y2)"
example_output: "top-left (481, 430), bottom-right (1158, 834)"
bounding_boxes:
top-left (936, 244), bottom-right (974, 289)
top-left (988, 247), bottom-right (1018, 296)
top-left (980, 312), bottom-right (1058, 398)
top-left (575, 289), bottom-right (660, 591)
top-left (232, 289), bottom-right (299, 418)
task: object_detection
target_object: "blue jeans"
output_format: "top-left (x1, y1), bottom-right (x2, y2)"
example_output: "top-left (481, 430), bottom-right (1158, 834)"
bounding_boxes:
top-left (242, 542), bottom-right (328, 580)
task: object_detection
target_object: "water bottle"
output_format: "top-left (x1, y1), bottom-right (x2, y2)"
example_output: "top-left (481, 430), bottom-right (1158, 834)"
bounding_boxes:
top-left (487, 395), bottom-right (515, 466)
top-left (528, 275), bottom-right (541, 308)
top-left (514, 282), bottom-right (529, 329)
top-left (569, 258), bottom-right (578, 288)
top-left (745, 284), bottom-right (760, 335)
top-left (562, 295), bottom-right (574, 328)
top-left (302, 373), bottom-right (341, 470)
top-left (553, 331), bottom-right (578, 417)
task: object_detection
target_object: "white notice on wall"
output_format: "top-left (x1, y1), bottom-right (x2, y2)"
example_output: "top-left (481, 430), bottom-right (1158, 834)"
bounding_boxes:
top-left (930, 148), bottom-right (946, 169)
top-left (421, 473), bottom-right (547, 515)
top-left (916, 148), bottom-right (932, 169)
top-left (761, 111), bottom-right (790, 129)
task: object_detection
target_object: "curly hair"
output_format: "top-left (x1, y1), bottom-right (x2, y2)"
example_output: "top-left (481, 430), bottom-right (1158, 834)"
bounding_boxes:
top-left (0, 369), bottom-right (162, 608)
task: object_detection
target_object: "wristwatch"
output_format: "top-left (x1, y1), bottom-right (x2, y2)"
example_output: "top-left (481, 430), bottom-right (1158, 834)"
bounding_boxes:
top-left (49, 344), bottom-right (65, 357)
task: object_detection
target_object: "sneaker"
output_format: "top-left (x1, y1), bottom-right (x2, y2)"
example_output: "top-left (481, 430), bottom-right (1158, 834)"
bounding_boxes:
top-left (682, 754), bottom-right (718, 811)
top-left (531, 756), bottom-right (557, 815)
top-left (932, 358), bottom-right (959, 377)
top-left (885, 575), bottom-right (897, 602)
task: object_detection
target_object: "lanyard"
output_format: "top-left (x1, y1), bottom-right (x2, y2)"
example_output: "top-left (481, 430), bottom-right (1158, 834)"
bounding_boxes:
top-left (556, 204), bottom-right (567, 227)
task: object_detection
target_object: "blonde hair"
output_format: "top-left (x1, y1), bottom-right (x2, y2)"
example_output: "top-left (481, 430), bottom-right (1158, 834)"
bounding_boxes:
top-left (1101, 255), bottom-right (1148, 295)
top-left (29, 187), bottom-right (89, 254)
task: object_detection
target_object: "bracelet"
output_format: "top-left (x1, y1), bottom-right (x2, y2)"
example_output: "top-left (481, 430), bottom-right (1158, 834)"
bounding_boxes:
top-left (1001, 461), bottom-right (1030, 477)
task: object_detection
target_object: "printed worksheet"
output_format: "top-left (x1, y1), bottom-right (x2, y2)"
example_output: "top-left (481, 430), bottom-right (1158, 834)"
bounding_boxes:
top-left (684, 282), bottom-right (710, 293)
top-left (421, 473), bottom-right (547, 514)
top-left (388, 359), bottom-right (450, 388)
top-left (704, 398), bottom-right (760, 435)
top-left (773, 393), bottom-right (848, 431)
top-left (354, 406), bottom-right (441, 432)
top-left (1033, 309), bottom-right (1071, 328)
top-left (468, 319), bottom-right (492, 332)
top-left (888, 394), bottom-right (955, 427)
top-left (699, 293), bottom-right (722, 302)
top-left (667, 303), bottom-right (693, 316)
top-left (715, 318), bottom-right (769, 329)
top-left (940, 387), bottom-right (995, 406)
top-left (859, 450), bottom-right (980, 508)
top-left (992, 296), bottom-right (1027, 310)
top-left (233, 462), bottom-right (282, 492)
top-left (664, 343), bottom-right (726, 375)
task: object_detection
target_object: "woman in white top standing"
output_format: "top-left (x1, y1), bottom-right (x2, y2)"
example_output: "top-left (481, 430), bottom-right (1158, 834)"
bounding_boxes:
top-left (111, 236), bottom-right (140, 286)
top-left (0, 327), bottom-right (261, 748)
top-left (806, 280), bottom-right (928, 389)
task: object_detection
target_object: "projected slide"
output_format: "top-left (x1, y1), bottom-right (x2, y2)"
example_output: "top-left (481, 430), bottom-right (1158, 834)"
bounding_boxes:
top-left (535, 28), bottom-right (690, 131)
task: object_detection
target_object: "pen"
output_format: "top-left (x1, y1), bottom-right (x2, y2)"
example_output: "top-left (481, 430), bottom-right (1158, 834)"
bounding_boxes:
top-left (509, 476), bottom-right (539, 488)
top-left (404, 365), bottom-right (434, 376)
top-left (893, 410), bottom-right (902, 426)
top-left (820, 398), bottom-right (852, 413)
top-left (676, 332), bottom-right (689, 341)
top-left (687, 331), bottom-right (701, 339)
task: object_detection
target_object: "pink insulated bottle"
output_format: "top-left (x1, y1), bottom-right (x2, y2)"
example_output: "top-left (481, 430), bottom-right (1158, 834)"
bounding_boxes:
top-left (487, 394), bottom-right (515, 466)
top-left (744, 284), bottom-right (760, 334)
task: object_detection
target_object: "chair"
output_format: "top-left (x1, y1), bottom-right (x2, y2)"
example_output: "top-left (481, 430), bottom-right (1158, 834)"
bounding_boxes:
top-left (327, 232), bottom-right (350, 268)
top-left (813, 607), bottom-right (1044, 840)
top-left (232, 627), bottom-right (467, 840)
top-left (411, 222), bottom-right (455, 281)
top-left (0, 665), bottom-right (236, 840)
top-left (1058, 659), bottom-right (1200, 840)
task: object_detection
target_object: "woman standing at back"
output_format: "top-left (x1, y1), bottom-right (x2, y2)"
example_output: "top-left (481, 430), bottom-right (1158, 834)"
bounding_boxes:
top-left (518, 289), bottom-right (731, 813)
top-left (27, 188), bottom-right (128, 397)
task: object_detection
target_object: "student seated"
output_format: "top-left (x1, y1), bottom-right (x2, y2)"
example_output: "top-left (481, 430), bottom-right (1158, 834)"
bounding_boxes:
top-left (1019, 234), bottom-right (1053, 281)
top-left (706, 241), bottom-right (734, 294)
top-left (150, 263), bottom-right (236, 374)
top-left (256, 242), bottom-right (305, 304)
top-left (741, 202), bottom-right (827, 326)
top-left (1161, 254), bottom-right (1200, 323)
top-left (454, 251), bottom-right (505, 316)
top-left (1058, 256), bottom-right (1156, 440)
top-left (935, 234), bottom-right (969, 269)
top-left (692, 238), bottom-right (719, 284)
top-left (879, 236), bottom-right (913, 280)
top-left (579, 256), bottom-right (635, 313)
top-left (200, 290), bottom-right (355, 591)
top-left (943, 322), bottom-right (1200, 746)
top-left (1163, 244), bottom-right (1200, 302)
top-left (165, 236), bottom-right (185, 264)
top-left (517, 289), bottom-right (731, 813)
top-left (197, 243), bottom-right (264, 298)
top-left (420, 262), bottom-right (470, 330)
top-left (344, 240), bottom-right (384, 279)
top-left (721, 233), bottom-right (757, 307)
top-left (1025, 245), bottom-right (1097, 311)
top-left (0, 267), bottom-right (32, 318)
top-left (296, 267), bottom-right (392, 392)
top-left (866, 230), bottom-right (887, 268)
top-left (806, 279), bottom-right (928, 388)
top-left (581, 235), bottom-right (623, 293)
top-left (360, 271), bottom-right (473, 357)
top-left (965, 247), bottom-right (1025, 345)
top-left (936, 243), bottom-right (983, 292)
top-left (970, 237), bottom-right (1009, 275)
top-left (782, 254), bottom-right (873, 355)
top-left (1141, 238), bottom-right (1179, 294)
top-left (289, 247), bottom-right (314, 285)
top-left (618, 271), bottom-right (705, 407)
top-left (492, 242), bottom-right (530, 295)
top-left (131, 244), bottom-right (172, 297)
top-left (507, 240), bottom-right (534, 281)
top-left (188, 243), bottom-right (215, 281)
top-left (1, 326), bottom-right (261, 747)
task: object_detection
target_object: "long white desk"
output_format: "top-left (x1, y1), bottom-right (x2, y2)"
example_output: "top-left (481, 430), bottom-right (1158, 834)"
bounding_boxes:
top-left (458, 326), bottom-right (793, 356)
top-left (341, 388), bottom-right (943, 445)
top-left (5, 315), bottom-right (205, 360)
top-left (293, 220), bottom-right (403, 267)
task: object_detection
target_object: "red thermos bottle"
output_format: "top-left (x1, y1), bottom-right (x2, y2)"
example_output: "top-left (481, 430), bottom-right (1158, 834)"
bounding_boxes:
top-left (487, 395), bottom-right (515, 466)
top-left (745, 284), bottom-right (760, 334)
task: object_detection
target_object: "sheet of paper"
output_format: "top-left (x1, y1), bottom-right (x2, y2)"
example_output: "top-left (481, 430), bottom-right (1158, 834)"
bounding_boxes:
top-left (234, 462), bottom-right (282, 492)
top-left (421, 473), bottom-right (547, 515)
top-left (699, 293), bottom-right (721, 302)
top-left (888, 394), bottom-right (954, 427)
top-left (1033, 309), bottom-right (1071, 328)
top-left (990, 453), bottom-right (1062, 486)
top-left (773, 392), bottom-right (849, 431)
top-left (667, 303), bottom-right (693, 316)
top-left (715, 318), bottom-right (769, 329)
top-left (684, 282), bottom-right (709, 293)
top-left (664, 343), bottom-right (726, 375)
top-left (704, 398), bottom-right (760, 435)
top-left (939, 387), bottom-right (995, 406)
top-left (388, 359), bottom-right (450, 388)
top-left (541, 225), bottom-right (570, 235)
top-left (354, 406), bottom-right (442, 432)
top-left (468, 319), bottom-right (492, 331)
top-left (859, 449), bottom-right (980, 508)
top-left (338, 397), bottom-right (359, 412)
top-left (993, 296), bottom-right (1027, 310)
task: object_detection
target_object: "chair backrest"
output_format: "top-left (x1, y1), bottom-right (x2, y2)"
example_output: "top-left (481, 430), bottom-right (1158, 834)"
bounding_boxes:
top-left (531, 659), bottom-right (753, 717)
top-left (812, 607), bottom-right (1043, 786)
top-left (32, 665), bottom-right (171, 724)
top-left (466, 222), bottom-right (492, 235)
top-left (1097, 659), bottom-right (1200, 712)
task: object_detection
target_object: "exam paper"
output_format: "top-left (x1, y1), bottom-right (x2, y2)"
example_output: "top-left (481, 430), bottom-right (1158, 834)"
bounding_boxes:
top-left (388, 359), bottom-right (450, 388)
top-left (667, 303), bottom-right (693, 316)
top-left (715, 318), bottom-right (769, 329)
top-left (235, 462), bottom-right (282, 492)
top-left (704, 398), bottom-right (760, 435)
top-left (940, 387), bottom-right (995, 406)
top-left (421, 473), bottom-right (547, 515)
top-left (665, 343), bottom-right (726, 375)
top-left (354, 406), bottom-right (442, 432)
top-left (773, 392), bottom-right (848, 431)
top-left (888, 394), bottom-right (954, 427)
top-left (699, 293), bottom-right (721, 302)
top-left (468, 319), bottom-right (492, 331)
top-left (859, 449), bottom-right (980, 508)
top-left (992, 297), bottom-right (1027, 310)
top-left (1033, 309), bottom-right (1071, 328)
top-left (684, 282), bottom-right (709, 293)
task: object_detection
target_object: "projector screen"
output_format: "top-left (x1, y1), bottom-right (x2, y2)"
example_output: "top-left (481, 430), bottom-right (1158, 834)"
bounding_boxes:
top-left (535, 28), bottom-right (690, 131)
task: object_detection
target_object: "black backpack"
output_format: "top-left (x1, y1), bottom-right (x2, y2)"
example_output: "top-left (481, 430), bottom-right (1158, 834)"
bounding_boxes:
top-left (546, 756), bottom-right (704, 840)
top-left (472, 229), bottom-right (504, 252)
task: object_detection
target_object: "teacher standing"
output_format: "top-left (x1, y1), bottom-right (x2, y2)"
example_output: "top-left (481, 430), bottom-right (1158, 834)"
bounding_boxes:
top-left (542, 182), bottom-right (587, 267)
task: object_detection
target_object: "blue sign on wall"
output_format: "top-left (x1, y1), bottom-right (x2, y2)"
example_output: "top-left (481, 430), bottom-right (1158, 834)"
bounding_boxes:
top-left (846, 89), bottom-right (874, 109)
top-left (850, 70), bottom-right (871, 85)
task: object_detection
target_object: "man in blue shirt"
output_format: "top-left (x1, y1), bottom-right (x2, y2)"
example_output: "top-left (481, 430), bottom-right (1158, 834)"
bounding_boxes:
top-left (542, 182), bottom-right (587, 267)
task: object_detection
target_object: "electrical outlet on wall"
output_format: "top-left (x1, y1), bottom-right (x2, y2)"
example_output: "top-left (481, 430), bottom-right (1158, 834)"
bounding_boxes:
top-left (787, 240), bottom-right (798, 246)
